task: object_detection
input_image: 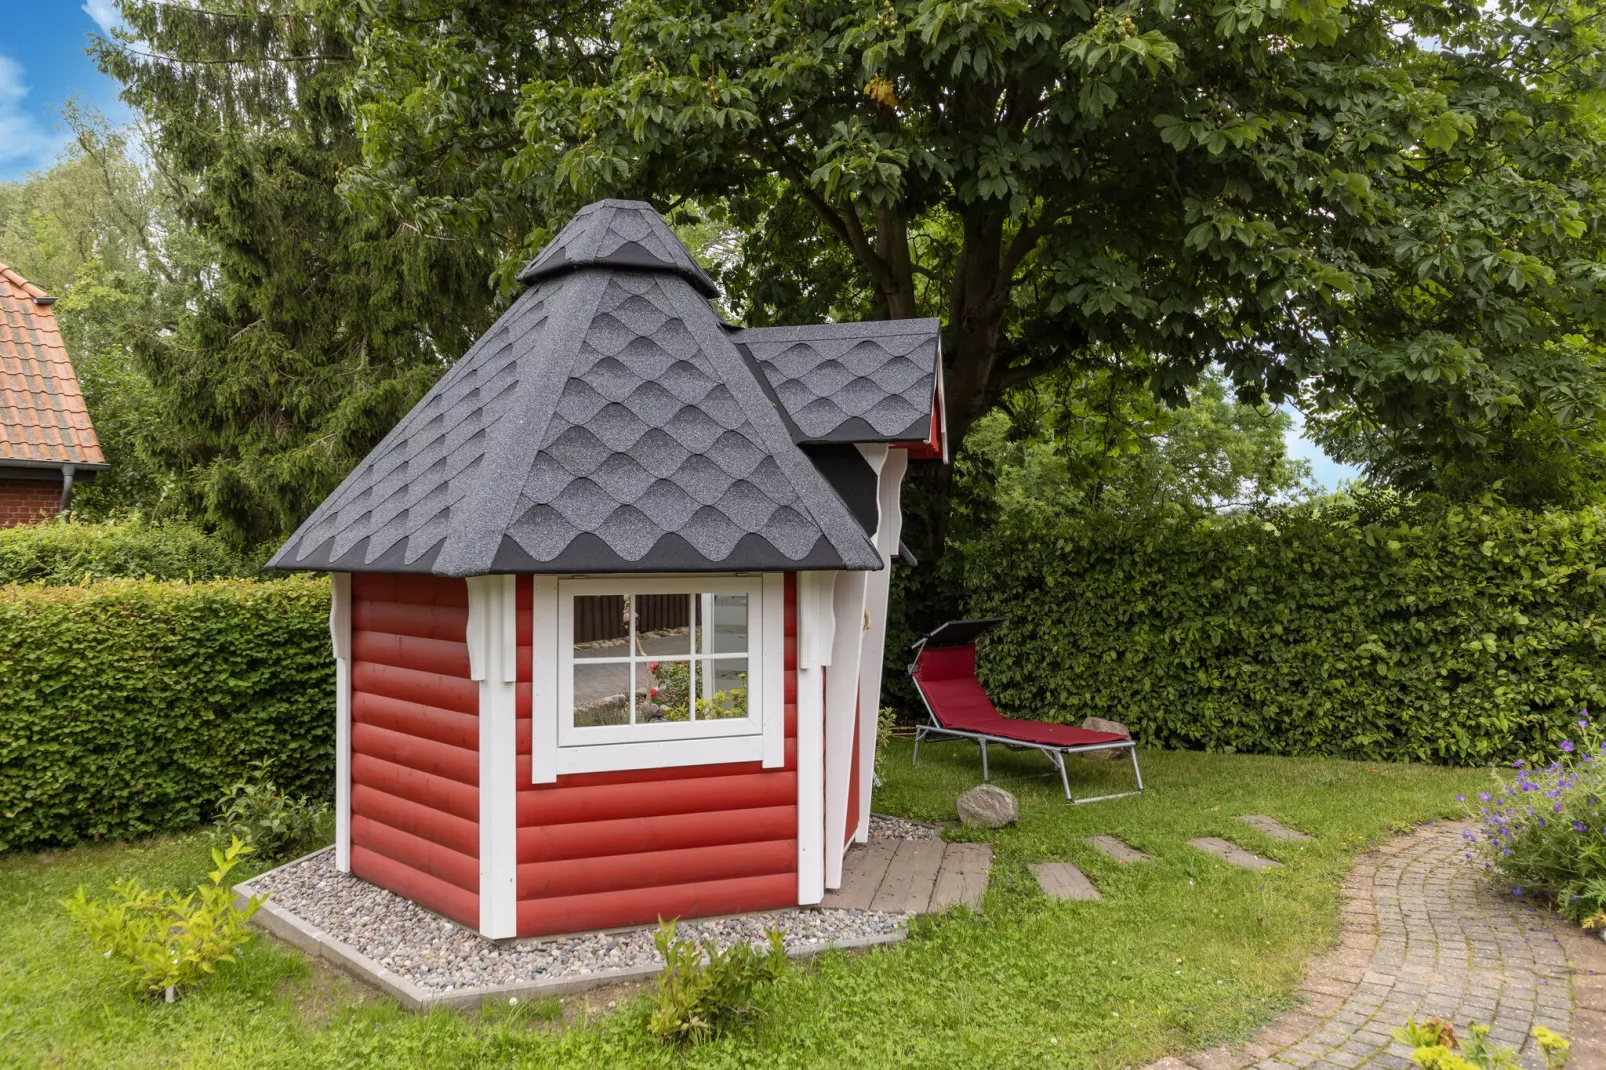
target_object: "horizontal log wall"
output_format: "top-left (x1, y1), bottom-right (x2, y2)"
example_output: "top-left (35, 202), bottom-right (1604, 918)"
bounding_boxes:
top-left (349, 574), bottom-right (478, 928)
top-left (514, 573), bottom-right (800, 938)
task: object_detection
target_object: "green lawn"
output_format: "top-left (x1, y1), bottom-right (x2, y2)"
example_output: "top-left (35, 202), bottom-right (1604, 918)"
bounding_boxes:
top-left (0, 743), bottom-right (1492, 1068)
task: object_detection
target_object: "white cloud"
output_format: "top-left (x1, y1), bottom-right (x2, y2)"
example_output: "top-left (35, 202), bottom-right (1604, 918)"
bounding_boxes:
top-left (82, 0), bottom-right (121, 36)
top-left (0, 56), bottom-right (59, 172)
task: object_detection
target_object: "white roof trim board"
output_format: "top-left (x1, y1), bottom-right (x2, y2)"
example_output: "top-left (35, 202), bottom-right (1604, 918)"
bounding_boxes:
top-left (269, 200), bottom-right (941, 576)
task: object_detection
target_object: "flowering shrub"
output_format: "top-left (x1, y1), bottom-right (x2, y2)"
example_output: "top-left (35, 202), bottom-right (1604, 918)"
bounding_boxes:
top-left (1467, 710), bottom-right (1606, 922)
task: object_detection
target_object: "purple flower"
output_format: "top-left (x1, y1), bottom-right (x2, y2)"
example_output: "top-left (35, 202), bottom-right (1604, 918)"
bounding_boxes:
top-left (1574, 821), bottom-right (1588, 833)
top-left (1457, 794), bottom-right (1465, 802)
top-left (1513, 887), bottom-right (1524, 896)
top-left (1555, 802), bottom-right (1565, 812)
top-left (1563, 740), bottom-right (1576, 754)
top-left (1480, 792), bottom-right (1492, 801)
top-left (1513, 760), bottom-right (1526, 769)
top-left (1581, 719), bottom-right (1590, 729)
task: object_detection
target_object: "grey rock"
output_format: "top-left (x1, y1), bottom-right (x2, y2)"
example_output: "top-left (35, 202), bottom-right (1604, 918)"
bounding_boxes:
top-left (1080, 716), bottom-right (1130, 760)
top-left (956, 784), bottom-right (1018, 828)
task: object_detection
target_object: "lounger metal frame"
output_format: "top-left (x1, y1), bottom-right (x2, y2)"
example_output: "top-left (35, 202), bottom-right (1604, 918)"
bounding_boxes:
top-left (906, 633), bottom-right (1145, 803)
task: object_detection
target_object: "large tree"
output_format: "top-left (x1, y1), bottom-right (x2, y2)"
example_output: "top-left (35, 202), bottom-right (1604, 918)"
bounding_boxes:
top-left (92, 0), bottom-right (499, 545)
top-left (335, 0), bottom-right (1606, 541)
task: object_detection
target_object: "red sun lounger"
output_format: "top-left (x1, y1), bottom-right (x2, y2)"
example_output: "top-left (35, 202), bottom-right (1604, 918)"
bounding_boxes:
top-left (908, 618), bottom-right (1144, 803)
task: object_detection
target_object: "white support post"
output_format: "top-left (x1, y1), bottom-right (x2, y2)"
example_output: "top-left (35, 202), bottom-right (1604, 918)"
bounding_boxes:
top-left (328, 573), bottom-right (352, 874)
top-left (761, 574), bottom-right (786, 769)
top-left (795, 571), bottom-right (836, 905)
top-left (855, 446), bottom-right (906, 844)
top-left (467, 574), bottom-right (519, 939)
top-left (822, 569), bottom-right (868, 890)
top-left (530, 576), bottom-right (559, 784)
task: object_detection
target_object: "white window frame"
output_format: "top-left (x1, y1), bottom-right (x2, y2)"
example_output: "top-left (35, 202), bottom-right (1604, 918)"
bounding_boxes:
top-left (541, 573), bottom-right (785, 776)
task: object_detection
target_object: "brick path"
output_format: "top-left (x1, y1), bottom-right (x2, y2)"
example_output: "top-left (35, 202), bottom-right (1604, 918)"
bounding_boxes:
top-left (1147, 822), bottom-right (1606, 1070)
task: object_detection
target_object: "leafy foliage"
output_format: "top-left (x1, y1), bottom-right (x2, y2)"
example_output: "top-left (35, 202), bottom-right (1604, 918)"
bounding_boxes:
top-left (215, 761), bottom-right (329, 863)
top-left (62, 836), bottom-right (264, 1001)
top-left (0, 107), bottom-right (200, 516)
top-left (334, 0), bottom-right (1606, 515)
top-left (1390, 1018), bottom-right (1569, 1070)
top-left (647, 920), bottom-right (788, 1045)
top-left (1470, 718), bottom-right (1606, 922)
top-left (0, 517), bottom-right (254, 585)
top-left (0, 575), bottom-right (333, 852)
top-left (960, 495), bottom-right (1606, 765)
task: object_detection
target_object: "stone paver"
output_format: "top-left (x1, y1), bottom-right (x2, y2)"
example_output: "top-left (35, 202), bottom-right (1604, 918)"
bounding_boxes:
top-left (1241, 815), bottom-right (1315, 842)
top-left (1146, 822), bottom-right (1606, 1070)
top-left (1031, 862), bottom-right (1101, 901)
top-left (1189, 836), bottom-right (1283, 871)
top-left (1089, 835), bottom-right (1152, 864)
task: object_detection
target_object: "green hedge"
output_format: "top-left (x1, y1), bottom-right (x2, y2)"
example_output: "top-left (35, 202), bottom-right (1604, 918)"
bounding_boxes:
top-left (964, 501), bottom-right (1606, 765)
top-left (0, 517), bottom-right (254, 585)
top-left (0, 575), bottom-right (333, 852)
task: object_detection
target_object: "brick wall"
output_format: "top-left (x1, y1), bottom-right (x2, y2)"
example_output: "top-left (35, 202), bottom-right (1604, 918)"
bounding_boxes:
top-left (0, 478), bottom-right (61, 527)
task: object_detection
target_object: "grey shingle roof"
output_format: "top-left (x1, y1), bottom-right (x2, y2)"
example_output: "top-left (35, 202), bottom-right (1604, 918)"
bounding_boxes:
top-left (517, 199), bottom-right (718, 298)
top-left (269, 201), bottom-right (900, 576)
top-left (733, 319), bottom-right (941, 443)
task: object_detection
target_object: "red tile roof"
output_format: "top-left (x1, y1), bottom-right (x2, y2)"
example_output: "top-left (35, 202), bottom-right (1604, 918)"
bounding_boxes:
top-left (0, 264), bottom-right (106, 469)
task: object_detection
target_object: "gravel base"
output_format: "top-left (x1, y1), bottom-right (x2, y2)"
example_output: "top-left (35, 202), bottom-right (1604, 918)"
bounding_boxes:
top-left (253, 849), bottom-right (907, 994)
top-left (868, 812), bottom-right (942, 841)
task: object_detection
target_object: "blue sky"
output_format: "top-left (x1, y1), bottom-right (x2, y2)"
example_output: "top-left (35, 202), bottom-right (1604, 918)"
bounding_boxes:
top-left (0, 2), bottom-right (128, 184)
top-left (4, 4), bottom-right (1362, 489)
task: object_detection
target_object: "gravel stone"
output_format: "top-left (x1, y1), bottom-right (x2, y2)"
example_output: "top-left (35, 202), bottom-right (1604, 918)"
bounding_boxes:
top-left (253, 849), bottom-right (907, 994)
top-left (868, 812), bottom-right (942, 841)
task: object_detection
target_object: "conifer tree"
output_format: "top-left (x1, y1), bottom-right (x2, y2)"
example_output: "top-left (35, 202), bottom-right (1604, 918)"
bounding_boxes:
top-left (94, 1), bottom-right (497, 544)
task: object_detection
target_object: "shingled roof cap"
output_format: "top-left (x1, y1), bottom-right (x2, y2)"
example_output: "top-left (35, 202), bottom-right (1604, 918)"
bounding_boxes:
top-left (517, 200), bottom-right (720, 298)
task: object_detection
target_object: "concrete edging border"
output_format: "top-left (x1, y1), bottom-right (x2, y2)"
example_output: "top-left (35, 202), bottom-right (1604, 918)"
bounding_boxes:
top-left (233, 850), bottom-right (907, 1013)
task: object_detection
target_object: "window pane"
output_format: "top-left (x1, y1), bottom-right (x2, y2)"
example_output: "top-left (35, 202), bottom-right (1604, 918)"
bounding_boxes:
top-left (698, 657), bottom-right (748, 719)
top-left (643, 658), bottom-right (692, 722)
top-left (637, 595), bottom-right (693, 659)
top-left (694, 593), bottom-right (748, 655)
top-left (573, 660), bottom-right (630, 727)
top-left (574, 594), bottom-right (630, 657)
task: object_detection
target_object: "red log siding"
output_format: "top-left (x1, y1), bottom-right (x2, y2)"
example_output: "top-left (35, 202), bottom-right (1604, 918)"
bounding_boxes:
top-left (514, 573), bottom-right (800, 938)
top-left (349, 574), bottom-right (478, 928)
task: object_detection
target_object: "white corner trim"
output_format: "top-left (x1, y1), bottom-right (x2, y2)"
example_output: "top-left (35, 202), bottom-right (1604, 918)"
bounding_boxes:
top-left (761, 573), bottom-right (786, 769)
top-left (854, 447), bottom-right (908, 844)
top-left (822, 570), bottom-right (867, 890)
top-left (328, 573), bottom-right (352, 874)
top-left (467, 575), bottom-right (518, 939)
top-left (796, 662), bottom-right (825, 905)
top-left (797, 571), bottom-right (836, 669)
top-left (530, 576), bottom-right (558, 784)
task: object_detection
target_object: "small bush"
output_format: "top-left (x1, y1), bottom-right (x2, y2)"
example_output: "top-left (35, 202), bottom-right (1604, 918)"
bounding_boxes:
top-left (1469, 712), bottom-right (1606, 921)
top-left (647, 920), bottom-right (788, 1044)
top-left (62, 837), bottom-right (265, 1001)
top-left (1391, 1017), bottom-right (1568, 1070)
top-left (0, 516), bottom-right (253, 585)
top-left (215, 760), bottom-right (329, 863)
top-left (0, 574), bottom-right (334, 852)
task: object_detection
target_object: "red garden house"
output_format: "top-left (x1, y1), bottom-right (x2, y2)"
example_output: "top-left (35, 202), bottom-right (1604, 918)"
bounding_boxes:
top-left (270, 200), bottom-right (945, 939)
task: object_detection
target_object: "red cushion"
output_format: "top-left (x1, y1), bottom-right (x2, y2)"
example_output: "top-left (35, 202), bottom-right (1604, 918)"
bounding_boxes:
top-left (914, 644), bottom-right (1129, 749)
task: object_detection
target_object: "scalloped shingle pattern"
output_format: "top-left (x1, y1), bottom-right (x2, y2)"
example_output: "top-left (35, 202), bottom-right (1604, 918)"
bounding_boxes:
top-left (517, 199), bottom-right (717, 297)
top-left (506, 273), bottom-right (823, 565)
top-left (274, 286), bottom-right (552, 570)
top-left (737, 321), bottom-right (939, 443)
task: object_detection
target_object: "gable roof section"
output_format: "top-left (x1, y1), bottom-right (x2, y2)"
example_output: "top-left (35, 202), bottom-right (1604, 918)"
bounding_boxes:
top-left (0, 264), bottom-right (107, 470)
top-left (733, 318), bottom-right (941, 444)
